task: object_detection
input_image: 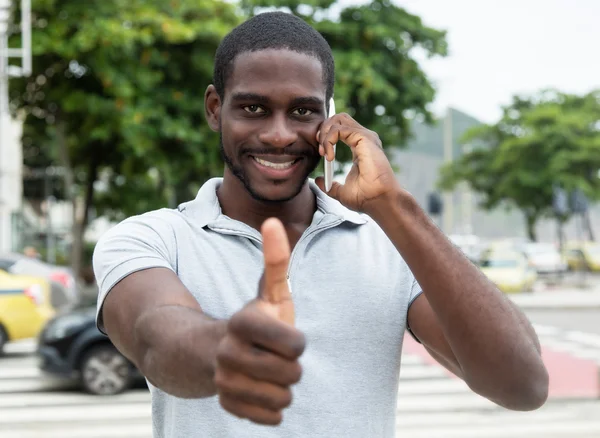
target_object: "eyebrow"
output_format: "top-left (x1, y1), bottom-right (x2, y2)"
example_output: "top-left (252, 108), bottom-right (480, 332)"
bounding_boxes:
top-left (230, 92), bottom-right (324, 108)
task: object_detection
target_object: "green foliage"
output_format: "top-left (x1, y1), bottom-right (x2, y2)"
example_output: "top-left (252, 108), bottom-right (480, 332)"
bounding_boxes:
top-left (10, 0), bottom-right (241, 220)
top-left (438, 89), bottom-right (600, 239)
top-left (10, 0), bottom-right (446, 226)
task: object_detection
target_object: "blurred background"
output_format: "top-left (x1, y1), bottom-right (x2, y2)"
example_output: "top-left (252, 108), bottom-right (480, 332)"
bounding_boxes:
top-left (1, 0), bottom-right (600, 437)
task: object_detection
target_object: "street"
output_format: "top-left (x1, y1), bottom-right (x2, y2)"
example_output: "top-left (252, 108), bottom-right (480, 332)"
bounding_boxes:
top-left (526, 309), bottom-right (600, 334)
top-left (2, 296), bottom-right (600, 438)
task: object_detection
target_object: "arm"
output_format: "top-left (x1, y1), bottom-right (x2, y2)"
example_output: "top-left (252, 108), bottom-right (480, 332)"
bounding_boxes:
top-left (102, 267), bottom-right (227, 398)
top-left (370, 191), bottom-right (548, 411)
top-left (95, 215), bottom-right (304, 425)
top-left (314, 113), bottom-right (549, 412)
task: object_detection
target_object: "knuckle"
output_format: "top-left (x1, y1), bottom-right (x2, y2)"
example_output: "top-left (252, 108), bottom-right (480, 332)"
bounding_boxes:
top-left (288, 361), bottom-right (303, 384)
top-left (215, 337), bottom-right (237, 367)
top-left (213, 368), bottom-right (233, 391)
top-left (264, 411), bottom-right (283, 426)
top-left (290, 330), bottom-right (307, 357)
top-left (278, 389), bottom-right (293, 409)
top-left (229, 308), bottom-right (252, 337)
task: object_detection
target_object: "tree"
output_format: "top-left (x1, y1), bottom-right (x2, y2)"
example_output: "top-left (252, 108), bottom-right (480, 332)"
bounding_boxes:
top-left (9, 0), bottom-right (240, 276)
top-left (240, 0), bottom-right (448, 162)
top-left (9, 0), bottom-right (446, 277)
top-left (438, 89), bottom-right (600, 241)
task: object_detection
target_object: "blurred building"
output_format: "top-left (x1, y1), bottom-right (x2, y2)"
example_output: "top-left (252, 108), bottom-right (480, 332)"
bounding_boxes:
top-left (390, 107), bottom-right (600, 244)
top-left (0, 115), bottom-right (23, 252)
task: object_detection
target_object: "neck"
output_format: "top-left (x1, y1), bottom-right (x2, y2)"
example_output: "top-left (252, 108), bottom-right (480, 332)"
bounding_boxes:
top-left (217, 169), bottom-right (316, 231)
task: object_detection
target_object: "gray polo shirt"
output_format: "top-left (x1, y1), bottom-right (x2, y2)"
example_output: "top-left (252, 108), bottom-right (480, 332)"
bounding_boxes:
top-left (93, 177), bottom-right (423, 438)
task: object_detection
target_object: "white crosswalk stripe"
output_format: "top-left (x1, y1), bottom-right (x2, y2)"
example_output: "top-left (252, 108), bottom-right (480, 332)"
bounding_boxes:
top-left (1, 340), bottom-right (599, 437)
top-left (396, 345), bottom-right (600, 438)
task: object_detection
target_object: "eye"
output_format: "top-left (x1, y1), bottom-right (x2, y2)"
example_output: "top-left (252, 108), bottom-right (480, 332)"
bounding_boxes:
top-left (293, 108), bottom-right (314, 116)
top-left (243, 105), bottom-right (265, 114)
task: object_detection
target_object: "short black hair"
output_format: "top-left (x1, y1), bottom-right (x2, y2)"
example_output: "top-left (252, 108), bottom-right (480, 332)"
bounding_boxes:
top-left (213, 11), bottom-right (335, 105)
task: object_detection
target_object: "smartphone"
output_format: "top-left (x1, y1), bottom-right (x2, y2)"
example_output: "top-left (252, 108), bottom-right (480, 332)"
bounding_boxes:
top-left (324, 97), bottom-right (336, 192)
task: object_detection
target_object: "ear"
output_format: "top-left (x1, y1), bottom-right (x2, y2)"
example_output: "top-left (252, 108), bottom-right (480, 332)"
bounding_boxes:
top-left (204, 85), bottom-right (221, 132)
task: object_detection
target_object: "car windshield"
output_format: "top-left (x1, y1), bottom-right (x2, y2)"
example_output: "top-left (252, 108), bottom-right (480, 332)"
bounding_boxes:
top-left (587, 245), bottom-right (600, 257)
top-left (480, 259), bottom-right (519, 268)
top-left (0, 259), bottom-right (17, 271)
top-left (525, 244), bottom-right (556, 255)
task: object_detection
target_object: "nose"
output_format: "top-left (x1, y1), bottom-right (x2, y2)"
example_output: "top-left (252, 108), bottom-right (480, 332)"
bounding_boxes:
top-left (258, 113), bottom-right (298, 148)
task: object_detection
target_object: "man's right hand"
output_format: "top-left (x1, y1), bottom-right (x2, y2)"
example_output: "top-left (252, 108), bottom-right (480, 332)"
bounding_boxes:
top-left (215, 218), bottom-right (306, 425)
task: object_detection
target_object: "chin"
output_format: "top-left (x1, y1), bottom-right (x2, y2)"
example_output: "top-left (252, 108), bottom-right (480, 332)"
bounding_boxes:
top-left (245, 178), bottom-right (308, 203)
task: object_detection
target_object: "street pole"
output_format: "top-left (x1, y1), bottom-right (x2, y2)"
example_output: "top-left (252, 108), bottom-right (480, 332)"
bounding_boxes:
top-left (443, 108), bottom-right (454, 234)
top-left (0, 0), bottom-right (11, 252)
top-left (0, 0), bottom-right (31, 253)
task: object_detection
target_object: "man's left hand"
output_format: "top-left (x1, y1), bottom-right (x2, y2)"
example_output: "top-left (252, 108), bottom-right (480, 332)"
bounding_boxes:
top-left (314, 113), bottom-right (400, 213)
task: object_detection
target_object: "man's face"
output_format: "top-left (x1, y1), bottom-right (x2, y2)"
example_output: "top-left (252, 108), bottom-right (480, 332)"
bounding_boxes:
top-left (219, 49), bottom-right (326, 203)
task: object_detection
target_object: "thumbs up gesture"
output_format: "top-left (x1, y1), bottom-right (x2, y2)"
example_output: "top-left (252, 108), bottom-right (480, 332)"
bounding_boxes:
top-left (215, 218), bottom-right (306, 425)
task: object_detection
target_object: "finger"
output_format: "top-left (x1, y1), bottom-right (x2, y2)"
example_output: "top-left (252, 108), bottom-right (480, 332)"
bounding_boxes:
top-left (229, 306), bottom-right (306, 360)
top-left (318, 114), bottom-right (362, 160)
top-left (216, 335), bottom-right (303, 386)
top-left (215, 368), bottom-right (293, 412)
top-left (318, 122), bottom-right (339, 162)
top-left (260, 218), bottom-right (291, 305)
top-left (219, 393), bottom-right (283, 426)
top-left (323, 124), bottom-right (368, 155)
top-left (315, 176), bottom-right (343, 200)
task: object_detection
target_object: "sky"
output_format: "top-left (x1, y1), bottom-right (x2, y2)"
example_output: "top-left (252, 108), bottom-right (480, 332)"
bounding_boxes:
top-left (338, 0), bottom-right (600, 123)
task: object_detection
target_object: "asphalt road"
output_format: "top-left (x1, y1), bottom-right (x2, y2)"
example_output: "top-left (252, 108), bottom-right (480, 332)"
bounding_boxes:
top-left (525, 308), bottom-right (600, 335)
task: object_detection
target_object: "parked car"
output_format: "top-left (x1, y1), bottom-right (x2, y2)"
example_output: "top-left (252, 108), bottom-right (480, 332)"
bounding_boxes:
top-left (519, 242), bottom-right (568, 275)
top-left (478, 250), bottom-right (538, 293)
top-left (0, 253), bottom-right (79, 310)
top-left (0, 269), bottom-right (55, 353)
top-left (37, 298), bottom-right (145, 395)
top-left (563, 242), bottom-right (600, 272)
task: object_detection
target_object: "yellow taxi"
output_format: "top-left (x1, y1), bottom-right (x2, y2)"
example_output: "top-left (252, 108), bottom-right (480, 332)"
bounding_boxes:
top-left (0, 269), bottom-right (56, 353)
top-left (563, 241), bottom-right (600, 272)
top-left (478, 250), bottom-right (538, 293)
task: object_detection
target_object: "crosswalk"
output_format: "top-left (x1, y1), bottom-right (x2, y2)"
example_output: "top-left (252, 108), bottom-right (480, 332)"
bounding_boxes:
top-left (1, 336), bottom-right (600, 438)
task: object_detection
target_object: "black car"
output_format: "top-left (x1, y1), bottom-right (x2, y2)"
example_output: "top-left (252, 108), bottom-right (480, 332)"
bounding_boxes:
top-left (37, 298), bottom-right (145, 395)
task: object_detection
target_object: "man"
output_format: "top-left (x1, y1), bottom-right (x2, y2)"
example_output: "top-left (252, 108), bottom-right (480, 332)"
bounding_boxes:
top-left (93, 11), bottom-right (548, 438)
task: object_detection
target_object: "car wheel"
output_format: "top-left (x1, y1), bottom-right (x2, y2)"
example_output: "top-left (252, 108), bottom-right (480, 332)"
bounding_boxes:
top-left (80, 344), bottom-right (132, 396)
top-left (0, 326), bottom-right (7, 356)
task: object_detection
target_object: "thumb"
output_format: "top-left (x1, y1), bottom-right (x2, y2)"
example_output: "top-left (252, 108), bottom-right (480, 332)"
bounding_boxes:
top-left (315, 176), bottom-right (342, 201)
top-left (260, 217), bottom-right (292, 306)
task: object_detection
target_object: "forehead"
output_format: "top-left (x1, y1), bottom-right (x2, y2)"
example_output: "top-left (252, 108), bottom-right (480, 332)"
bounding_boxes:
top-left (227, 49), bottom-right (326, 101)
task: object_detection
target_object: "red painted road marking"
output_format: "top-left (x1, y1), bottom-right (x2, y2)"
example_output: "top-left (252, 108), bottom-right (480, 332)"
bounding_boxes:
top-left (403, 335), bottom-right (600, 399)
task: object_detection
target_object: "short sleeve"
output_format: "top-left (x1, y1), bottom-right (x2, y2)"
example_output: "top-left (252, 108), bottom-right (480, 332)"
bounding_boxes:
top-left (406, 274), bottom-right (424, 343)
top-left (92, 210), bottom-right (177, 334)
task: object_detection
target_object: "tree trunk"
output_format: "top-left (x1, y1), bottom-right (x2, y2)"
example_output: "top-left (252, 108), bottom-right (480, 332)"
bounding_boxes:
top-left (525, 213), bottom-right (538, 242)
top-left (583, 210), bottom-right (595, 242)
top-left (557, 219), bottom-right (565, 252)
top-left (55, 120), bottom-right (77, 273)
top-left (70, 153), bottom-right (99, 280)
top-left (55, 120), bottom-right (99, 279)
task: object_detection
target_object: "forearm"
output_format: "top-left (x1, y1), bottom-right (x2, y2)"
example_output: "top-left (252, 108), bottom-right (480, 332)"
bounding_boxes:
top-left (369, 190), bottom-right (547, 408)
top-left (134, 305), bottom-right (228, 398)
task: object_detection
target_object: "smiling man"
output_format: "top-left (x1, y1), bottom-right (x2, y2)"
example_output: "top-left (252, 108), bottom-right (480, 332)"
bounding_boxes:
top-left (93, 11), bottom-right (549, 438)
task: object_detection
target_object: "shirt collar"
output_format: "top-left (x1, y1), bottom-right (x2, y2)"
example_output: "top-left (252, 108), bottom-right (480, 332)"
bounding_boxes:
top-left (180, 177), bottom-right (367, 227)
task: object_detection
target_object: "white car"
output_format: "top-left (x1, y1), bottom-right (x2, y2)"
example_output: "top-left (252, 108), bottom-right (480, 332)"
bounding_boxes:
top-left (520, 243), bottom-right (568, 275)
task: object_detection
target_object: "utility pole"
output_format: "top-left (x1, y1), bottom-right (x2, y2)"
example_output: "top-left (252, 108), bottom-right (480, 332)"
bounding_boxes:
top-left (443, 108), bottom-right (454, 234)
top-left (0, 0), bottom-right (31, 252)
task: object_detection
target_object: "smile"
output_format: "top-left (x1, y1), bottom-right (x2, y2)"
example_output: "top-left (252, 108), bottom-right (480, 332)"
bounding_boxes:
top-left (252, 156), bottom-right (300, 169)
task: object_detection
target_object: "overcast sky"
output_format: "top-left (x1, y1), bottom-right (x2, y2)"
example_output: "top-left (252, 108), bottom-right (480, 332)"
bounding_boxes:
top-left (337, 0), bottom-right (600, 123)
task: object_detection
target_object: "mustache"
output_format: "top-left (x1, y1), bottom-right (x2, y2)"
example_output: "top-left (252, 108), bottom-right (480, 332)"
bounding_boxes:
top-left (239, 147), bottom-right (317, 157)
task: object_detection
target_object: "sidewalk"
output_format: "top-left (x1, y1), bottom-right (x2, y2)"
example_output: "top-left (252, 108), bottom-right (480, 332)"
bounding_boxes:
top-left (509, 288), bottom-right (600, 309)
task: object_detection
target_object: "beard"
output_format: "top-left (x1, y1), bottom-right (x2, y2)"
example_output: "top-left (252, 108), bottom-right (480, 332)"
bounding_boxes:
top-left (219, 132), bottom-right (320, 203)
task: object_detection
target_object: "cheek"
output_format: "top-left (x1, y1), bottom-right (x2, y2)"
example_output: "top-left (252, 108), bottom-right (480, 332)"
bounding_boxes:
top-left (223, 119), bottom-right (256, 145)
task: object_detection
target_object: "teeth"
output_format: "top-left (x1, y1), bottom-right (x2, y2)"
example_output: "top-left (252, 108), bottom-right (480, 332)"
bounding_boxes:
top-left (253, 157), bottom-right (296, 169)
